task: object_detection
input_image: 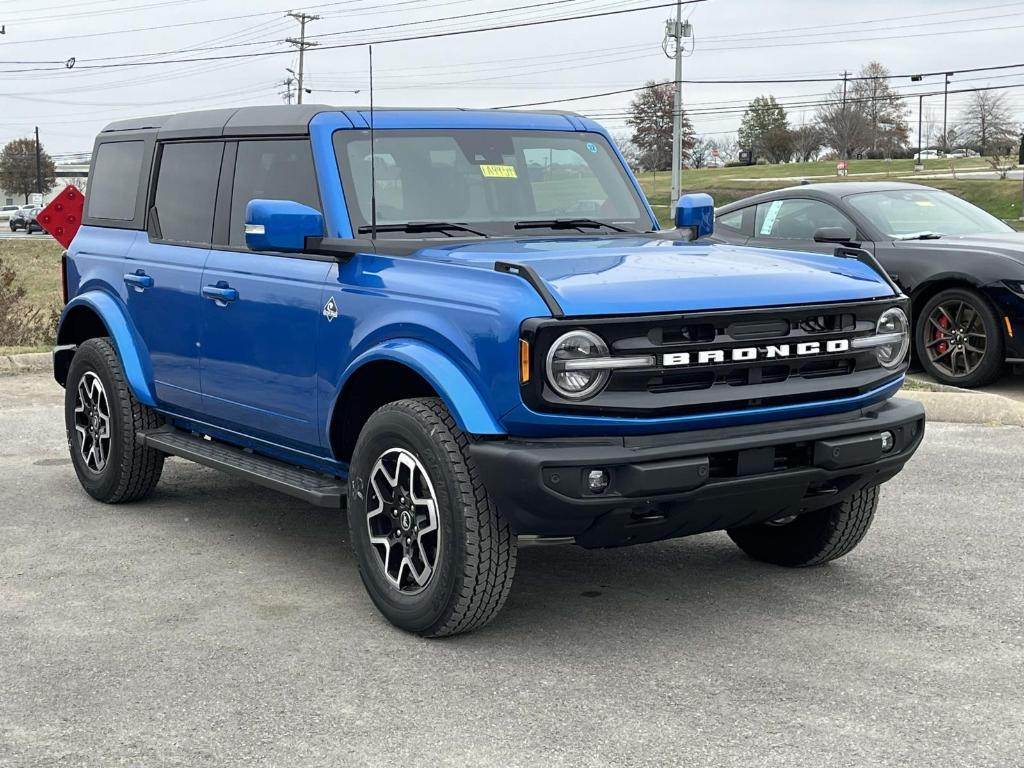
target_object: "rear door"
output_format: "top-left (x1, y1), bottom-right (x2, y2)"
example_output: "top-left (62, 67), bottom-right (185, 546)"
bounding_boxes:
top-left (199, 138), bottom-right (329, 451)
top-left (123, 140), bottom-right (222, 413)
top-left (745, 197), bottom-right (873, 255)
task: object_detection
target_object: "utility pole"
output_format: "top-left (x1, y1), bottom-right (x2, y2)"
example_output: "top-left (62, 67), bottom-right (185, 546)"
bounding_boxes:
top-left (664, 2), bottom-right (691, 204)
top-left (840, 70), bottom-right (849, 161)
top-left (280, 76), bottom-right (295, 104)
top-left (34, 126), bottom-right (42, 197)
top-left (917, 94), bottom-right (924, 166)
top-left (286, 11), bottom-right (320, 105)
top-left (942, 72), bottom-right (951, 151)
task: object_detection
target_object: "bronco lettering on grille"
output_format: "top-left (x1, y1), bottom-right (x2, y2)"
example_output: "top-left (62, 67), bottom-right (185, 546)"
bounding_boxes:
top-left (662, 338), bottom-right (851, 367)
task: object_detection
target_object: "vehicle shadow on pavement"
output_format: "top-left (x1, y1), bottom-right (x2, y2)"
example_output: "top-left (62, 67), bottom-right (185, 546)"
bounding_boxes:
top-left (111, 459), bottom-right (894, 644)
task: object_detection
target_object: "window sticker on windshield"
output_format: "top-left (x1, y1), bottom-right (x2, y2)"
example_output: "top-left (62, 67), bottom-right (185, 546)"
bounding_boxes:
top-left (759, 199), bottom-right (783, 235)
top-left (586, 142), bottom-right (599, 153)
top-left (480, 164), bottom-right (518, 179)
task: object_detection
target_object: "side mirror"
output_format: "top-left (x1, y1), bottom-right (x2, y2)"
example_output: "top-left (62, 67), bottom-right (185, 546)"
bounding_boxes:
top-left (813, 227), bottom-right (857, 245)
top-left (675, 193), bottom-right (715, 238)
top-left (245, 199), bottom-right (324, 252)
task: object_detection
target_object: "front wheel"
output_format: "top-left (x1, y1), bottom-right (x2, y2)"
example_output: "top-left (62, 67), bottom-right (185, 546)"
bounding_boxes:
top-left (917, 287), bottom-right (1004, 388)
top-left (347, 398), bottom-right (517, 637)
top-left (727, 486), bottom-right (879, 567)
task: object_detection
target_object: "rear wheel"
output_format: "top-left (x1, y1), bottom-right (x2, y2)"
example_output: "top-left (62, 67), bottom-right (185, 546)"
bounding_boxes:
top-left (347, 397), bottom-right (517, 637)
top-left (727, 486), bottom-right (878, 567)
top-left (65, 338), bottom-right (165, 503)
top-left (918, 287), bottom-right (1004, 388)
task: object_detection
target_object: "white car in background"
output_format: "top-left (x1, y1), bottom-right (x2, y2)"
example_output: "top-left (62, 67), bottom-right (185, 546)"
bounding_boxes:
top-left (0, 204), bottom-right (22, 223)
top-left (913, 149), bottom-right (944, 160)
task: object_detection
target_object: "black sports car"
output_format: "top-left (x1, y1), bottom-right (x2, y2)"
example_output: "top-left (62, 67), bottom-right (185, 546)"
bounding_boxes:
top-left (711, 182), bottom-right (1024, 387)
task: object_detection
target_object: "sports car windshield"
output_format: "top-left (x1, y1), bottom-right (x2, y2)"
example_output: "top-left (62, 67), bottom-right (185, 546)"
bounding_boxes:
top-left (334, 129), bottom-right (650, 236)
top-left (845, 189), bottom-right (1013, 238)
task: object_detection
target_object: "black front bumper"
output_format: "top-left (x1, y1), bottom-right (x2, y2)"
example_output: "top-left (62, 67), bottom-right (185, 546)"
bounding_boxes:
top-left (469, 398), bottom-right (925, 548)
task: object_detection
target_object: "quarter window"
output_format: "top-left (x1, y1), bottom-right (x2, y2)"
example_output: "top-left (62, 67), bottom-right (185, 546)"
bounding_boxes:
top-left (715, 207), bottom-right (747, 235)
top-left (754, 198), bottom-right (856, 241)
top-left (153, 141), bottom-right (223, 245)
top-left (86, 140), bottom-right (145, 221)
top-left (229, 140), bottom-right (320, 247)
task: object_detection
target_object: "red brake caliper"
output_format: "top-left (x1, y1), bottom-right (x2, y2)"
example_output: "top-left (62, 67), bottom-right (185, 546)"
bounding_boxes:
top-left (934, 315), bottom-right (950, 355)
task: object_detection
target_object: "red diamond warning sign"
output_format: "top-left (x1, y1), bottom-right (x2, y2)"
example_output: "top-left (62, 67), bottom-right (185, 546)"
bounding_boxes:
top-left (36, 185), bottom-right (84, 249)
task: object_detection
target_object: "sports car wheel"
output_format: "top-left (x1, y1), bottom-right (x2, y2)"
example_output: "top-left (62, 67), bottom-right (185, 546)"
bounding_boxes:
top-left (918, 288), bottom-right (1004, 388)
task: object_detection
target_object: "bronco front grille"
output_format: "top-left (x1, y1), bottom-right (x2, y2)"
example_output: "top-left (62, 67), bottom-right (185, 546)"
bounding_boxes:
top-left (521, 298), bottom-right (908, 418)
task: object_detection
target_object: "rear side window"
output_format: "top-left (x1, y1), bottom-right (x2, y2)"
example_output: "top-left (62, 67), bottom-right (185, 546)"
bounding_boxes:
top-left (229, 139), bottom-right (319, 247)
top-left (87, 141), bottom-right (145, 221)
top-left (153, 141), bottom-right (223, 245)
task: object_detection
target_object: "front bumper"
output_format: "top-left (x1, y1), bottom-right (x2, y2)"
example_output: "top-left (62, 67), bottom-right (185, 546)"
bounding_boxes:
top-left (470, 398), bottom-right (925, 548)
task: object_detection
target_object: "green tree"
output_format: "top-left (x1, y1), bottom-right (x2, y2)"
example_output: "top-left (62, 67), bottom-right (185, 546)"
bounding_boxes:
top-left (738, 95), bottom-right (791, 163)
top-left (626, 81), bottom-right (695, 171)
top-left (0, 137), bottom-right (57, 203)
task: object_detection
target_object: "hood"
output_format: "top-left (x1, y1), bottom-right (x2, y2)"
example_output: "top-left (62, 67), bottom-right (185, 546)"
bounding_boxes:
top-left (900, 232), bottom-right (1024, 262)
top-left (413, 236), bottom-right (895, 316)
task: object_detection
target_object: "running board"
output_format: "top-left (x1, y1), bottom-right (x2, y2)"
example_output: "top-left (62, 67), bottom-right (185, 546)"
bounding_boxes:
top-left (139, 427), bottom-right (347, 508)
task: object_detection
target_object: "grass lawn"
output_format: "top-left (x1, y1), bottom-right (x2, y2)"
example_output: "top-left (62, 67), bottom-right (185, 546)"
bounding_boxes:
top-left (636, 158), bottom-right (1024, 228)
top-left (0, 237), bottom-right (65, 312)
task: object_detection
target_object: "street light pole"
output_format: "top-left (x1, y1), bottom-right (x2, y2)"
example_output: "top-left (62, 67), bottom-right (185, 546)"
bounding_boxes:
top-left (942, 72), bottom-right (951, 151)
top-left (669, 0), bottom-right (683, 206)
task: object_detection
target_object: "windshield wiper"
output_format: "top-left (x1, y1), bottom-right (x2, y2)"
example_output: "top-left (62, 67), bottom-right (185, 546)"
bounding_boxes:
top-left (357, 221), bottom-right (489, 237)
top-left (896, 232), bottom-right (943, 240)
top-left (514, 218), bottom-right (637, 234)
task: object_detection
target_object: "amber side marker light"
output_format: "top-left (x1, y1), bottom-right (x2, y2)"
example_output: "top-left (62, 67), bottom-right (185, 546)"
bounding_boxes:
top-left (1004, 316), bottom-right (1015, 338)
top-left (519, 339), bottom-right (531, 383)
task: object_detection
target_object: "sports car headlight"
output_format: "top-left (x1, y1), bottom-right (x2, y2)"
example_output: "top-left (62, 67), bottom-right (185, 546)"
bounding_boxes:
top-left (545, 330), bottom-right (612, 400)
top-left (873, 307), bottom-right (911, 368)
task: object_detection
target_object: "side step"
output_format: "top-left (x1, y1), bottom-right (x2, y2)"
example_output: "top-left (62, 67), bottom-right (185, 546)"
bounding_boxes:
top-left (140, 427), bottom-right (347, 508)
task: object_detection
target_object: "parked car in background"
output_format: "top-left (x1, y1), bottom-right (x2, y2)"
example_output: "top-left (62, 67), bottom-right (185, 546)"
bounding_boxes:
top-left (9, 206), bottom-right (43, 233)
top-left (913, 150), bottom-right (943, 161)
top-left (711, 182), bottom-right (1024, 388)
top-left (0, 204), bottom-right (22, 223)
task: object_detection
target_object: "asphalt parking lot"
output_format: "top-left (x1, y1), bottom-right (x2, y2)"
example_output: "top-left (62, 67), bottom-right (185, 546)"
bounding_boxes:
top-left (1, 372), bottom-right (1022, 767)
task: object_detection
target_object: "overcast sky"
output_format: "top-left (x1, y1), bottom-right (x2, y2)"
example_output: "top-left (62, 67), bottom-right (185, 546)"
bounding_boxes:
top-left (1, 0), bottom-right (1022, 157)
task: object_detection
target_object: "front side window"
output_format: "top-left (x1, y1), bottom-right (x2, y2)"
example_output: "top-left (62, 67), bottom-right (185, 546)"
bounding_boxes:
top-left (845, 189), bottom-right (1013, 238)
top-left (87, 140), bottom-right (145, 221)
top-left (229, 139), bottom-right (320, 247)
top-left (755, 198), bottom-right (857, 241)
top-left (715, 207), bottom-right (747, 235)
top-left (334, 130), bottom-right (649, 236)
top-left (153, 141), bottom-right (223, 245)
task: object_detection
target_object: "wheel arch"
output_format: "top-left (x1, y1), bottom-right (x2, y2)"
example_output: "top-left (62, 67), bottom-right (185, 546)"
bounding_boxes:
top-left (327, 340), bottom-right (505, 464)
top-left (55, 293), bottom-right (156, 406)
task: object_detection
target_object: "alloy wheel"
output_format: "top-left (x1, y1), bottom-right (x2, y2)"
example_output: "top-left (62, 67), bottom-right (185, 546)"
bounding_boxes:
top-left (924, 300), bottom-right (988, 379)
top-left (74, 371), bottom-right (111, 472)
top-left (366, 447), bottom-right (441, 594)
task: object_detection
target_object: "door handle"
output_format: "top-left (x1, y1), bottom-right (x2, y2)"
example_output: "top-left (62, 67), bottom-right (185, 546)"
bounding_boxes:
top-left (123, 272), bottom-right (154, 291)
top-left (202, 284), bottom-right (239, 304)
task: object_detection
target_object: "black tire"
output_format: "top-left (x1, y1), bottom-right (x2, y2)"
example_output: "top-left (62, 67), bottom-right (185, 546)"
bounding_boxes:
top-left (65, 338), bottom-right (165, 503)
top-left (917, 287), bottom-right (1004, 388)
top-left (727, 486), bottom-right (879, 567)
top-left (347, 397), bottom-right (517, 637)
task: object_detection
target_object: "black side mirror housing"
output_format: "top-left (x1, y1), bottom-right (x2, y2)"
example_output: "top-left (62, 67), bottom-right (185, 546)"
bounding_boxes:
top-left (814, 226), bottom-right (858, 245)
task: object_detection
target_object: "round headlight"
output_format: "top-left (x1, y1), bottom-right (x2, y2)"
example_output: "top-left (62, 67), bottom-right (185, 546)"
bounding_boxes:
top-left (876, 307), bottom-right (910, 368)
top-left (545, 330), bottom-right (610, 400)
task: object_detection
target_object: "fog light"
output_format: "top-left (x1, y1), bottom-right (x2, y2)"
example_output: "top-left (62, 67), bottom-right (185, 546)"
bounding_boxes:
top-left (586, 469), bottom-right (610, 494)
top-left (880, 431), bottom-right (895, 453)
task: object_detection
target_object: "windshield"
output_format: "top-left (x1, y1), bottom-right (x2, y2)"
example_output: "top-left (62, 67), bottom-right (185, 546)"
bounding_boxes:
top-left (845, 189), bottom-right (1013, 238)
top-left (334, 129), bottom-right (650, 236)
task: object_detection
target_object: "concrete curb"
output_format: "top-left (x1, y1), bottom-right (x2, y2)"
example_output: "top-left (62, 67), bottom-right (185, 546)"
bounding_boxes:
top-left (899, 388), bottom-right (1024, 428)
top-left (0, 352), bottom-right (51, 376)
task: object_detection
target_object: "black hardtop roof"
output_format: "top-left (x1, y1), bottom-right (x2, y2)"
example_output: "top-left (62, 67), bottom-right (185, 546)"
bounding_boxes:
top-left (100, 104), bottom-right (584, 139)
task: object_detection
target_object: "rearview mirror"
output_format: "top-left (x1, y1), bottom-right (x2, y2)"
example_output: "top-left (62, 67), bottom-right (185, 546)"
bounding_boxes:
top-left (675, 193), bottom-right (715, 238)
top-left (813, 227), bottom-right (857, 245)
top-left (245, 199), bottom-right (324, 252)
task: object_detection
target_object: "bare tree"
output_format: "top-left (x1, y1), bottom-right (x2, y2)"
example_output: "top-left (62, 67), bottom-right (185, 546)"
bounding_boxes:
top-left (790, 124), bottom-right (824, 162)
top-left (814, 83), bottom-right (873, 159)
top-left (850, 61), bottom-right (910, 156)
top-left (959, 91), bottom-right (1019, 157)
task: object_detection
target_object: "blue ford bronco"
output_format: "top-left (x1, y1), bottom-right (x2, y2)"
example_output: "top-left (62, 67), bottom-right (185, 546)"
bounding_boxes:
top-left (56, 106), bottom-right (924, 636)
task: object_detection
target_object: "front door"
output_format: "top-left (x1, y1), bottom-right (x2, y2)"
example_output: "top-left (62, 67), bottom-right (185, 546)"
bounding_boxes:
top-left (199, 138), bottom-right (327, 451)
top-left (125, 140), bottom-right (222, 414)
